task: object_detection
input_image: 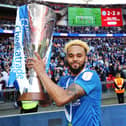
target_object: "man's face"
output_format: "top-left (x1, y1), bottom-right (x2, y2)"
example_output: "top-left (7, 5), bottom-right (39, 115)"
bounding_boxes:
top-left (66, 45), bottom-right (86, 75)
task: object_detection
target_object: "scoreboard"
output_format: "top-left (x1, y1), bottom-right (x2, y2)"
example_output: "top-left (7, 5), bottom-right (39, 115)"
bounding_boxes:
top-left (68, 7), bottom-right (123, 27)
top-left (68, 7), bottom-right (101, 26)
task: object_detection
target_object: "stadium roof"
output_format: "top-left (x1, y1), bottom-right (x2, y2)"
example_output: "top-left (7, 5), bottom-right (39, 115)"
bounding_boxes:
top-left (34, 0), bottom-right (126, 5)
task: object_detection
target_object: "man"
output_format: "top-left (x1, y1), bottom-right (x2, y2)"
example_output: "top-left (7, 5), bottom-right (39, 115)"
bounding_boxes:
top-left (114, 72), bottom-right (125, 104)
top-left (27, 39), bottom-right (102, 126)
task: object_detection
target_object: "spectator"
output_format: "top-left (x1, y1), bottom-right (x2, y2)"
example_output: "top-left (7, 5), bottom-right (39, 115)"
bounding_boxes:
top-left (114, 73), bottom-right (125, 104)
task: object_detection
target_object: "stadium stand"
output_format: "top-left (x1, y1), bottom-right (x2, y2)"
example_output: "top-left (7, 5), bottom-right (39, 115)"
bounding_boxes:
top-left (0, 2), bottom-right (126, 114)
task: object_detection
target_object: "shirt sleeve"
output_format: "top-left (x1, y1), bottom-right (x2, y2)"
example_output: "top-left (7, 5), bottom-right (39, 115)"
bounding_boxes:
top-left (74, 71), bottom-right (98, 95)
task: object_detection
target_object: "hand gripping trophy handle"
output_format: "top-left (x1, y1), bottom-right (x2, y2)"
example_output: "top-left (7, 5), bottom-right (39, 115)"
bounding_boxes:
top-left (18, 3), bottom-right (56, 104)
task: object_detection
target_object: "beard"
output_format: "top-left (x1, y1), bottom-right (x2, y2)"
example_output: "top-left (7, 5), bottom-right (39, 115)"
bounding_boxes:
top-left (67, 62), bottom-right (85, 75)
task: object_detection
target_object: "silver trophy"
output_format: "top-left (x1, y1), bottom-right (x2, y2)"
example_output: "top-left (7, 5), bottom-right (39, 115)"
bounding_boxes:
top-left (18, 3), bottom-right (56, 101)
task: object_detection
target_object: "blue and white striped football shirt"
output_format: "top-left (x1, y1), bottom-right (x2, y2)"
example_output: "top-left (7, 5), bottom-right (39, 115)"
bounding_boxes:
top-left (58, 69), bottom-right (102, 126)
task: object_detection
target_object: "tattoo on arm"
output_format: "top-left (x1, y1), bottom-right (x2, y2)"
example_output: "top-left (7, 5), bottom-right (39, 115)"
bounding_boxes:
top-left (66, 84), bottom-right (84, 99)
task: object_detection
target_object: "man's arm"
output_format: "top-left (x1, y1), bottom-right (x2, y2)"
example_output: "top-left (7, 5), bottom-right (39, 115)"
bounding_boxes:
top-left (39, 71), bottom-right (85, 106)
top-left (27, 52), bottom-right (85, 106)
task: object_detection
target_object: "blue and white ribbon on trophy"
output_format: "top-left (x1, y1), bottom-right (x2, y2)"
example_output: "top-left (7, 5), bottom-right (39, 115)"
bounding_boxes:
top-left (9, 5), bottom-right (29, 94)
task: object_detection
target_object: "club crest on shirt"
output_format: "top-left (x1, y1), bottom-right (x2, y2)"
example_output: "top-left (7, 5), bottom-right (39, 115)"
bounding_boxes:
top-left (82, 72), bottom-right (93, 81)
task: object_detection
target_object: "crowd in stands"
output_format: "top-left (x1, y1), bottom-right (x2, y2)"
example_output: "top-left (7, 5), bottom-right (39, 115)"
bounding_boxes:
top-left (0, 38), bottom-right (14, 101)
top-left (0, 20), bottom-right (15, 30)
top-left (49, 37), bottom-right (126, 92)
top-left (1, 19), bottom-right (126, 34)
top-left (54, 26), bottom-right (126, 34)
top-left (0, 25), bottom-right (126, 102)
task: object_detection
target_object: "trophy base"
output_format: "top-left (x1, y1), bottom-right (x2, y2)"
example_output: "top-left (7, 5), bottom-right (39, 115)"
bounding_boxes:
top-left (18, 92), bottom-right (46, 101)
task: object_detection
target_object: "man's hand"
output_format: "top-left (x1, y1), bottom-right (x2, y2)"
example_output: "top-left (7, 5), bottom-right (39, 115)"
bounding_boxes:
top-left (27, 52), bottom-right (46, 75)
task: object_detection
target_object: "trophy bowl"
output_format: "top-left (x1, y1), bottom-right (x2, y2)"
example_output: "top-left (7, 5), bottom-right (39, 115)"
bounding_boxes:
top-left (16, 3), bottom-right (56, 102)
